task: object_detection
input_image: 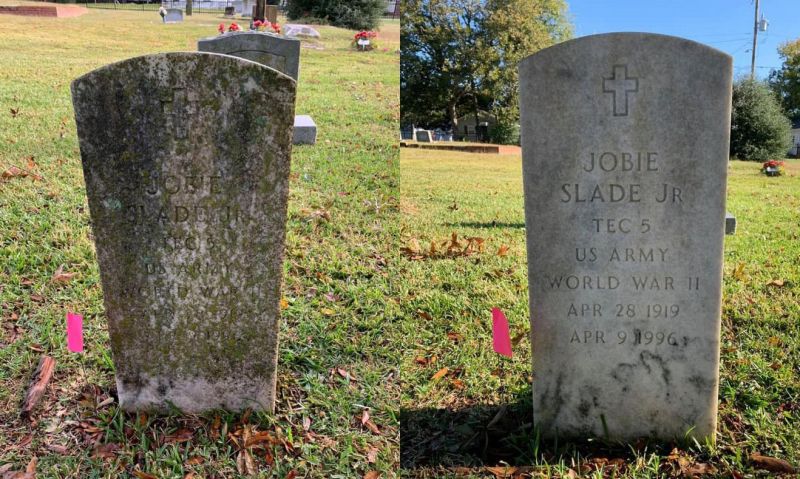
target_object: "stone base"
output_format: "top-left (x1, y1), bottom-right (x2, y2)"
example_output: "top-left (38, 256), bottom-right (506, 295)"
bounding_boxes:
top-left (116, 373), bottom-right (276, 413)
top-left (293, 115), bottom-right (317, 145)
top-left (725, 212), bottom-right (736, 235)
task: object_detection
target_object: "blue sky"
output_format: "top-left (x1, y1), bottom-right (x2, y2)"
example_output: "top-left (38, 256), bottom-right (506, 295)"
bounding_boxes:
top-left (568, 0), bottom-right (799, 79)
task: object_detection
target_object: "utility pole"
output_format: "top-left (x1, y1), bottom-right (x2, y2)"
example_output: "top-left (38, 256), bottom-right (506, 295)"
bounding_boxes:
top-left (751, 0), bottom-right (759, 79)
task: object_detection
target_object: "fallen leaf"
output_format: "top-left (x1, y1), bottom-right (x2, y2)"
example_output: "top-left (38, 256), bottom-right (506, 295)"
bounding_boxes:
top-left (336, 368), bottom-right (356, 381)
top-left (92, 443), bottom-right (119, 459)
top-left (767, 279), bottom-right (786, 287)
top-left (285, 470), bottom-right (298, 479)
top-left (52, 265), bottom-right (77, 284)
top-left (2, 166), bottom-right (28, 180)
top-left (367, 447), bottom-right (379, 463)
top-left (497, 244), bottom-right (509, 256)
top-left (750, 454), bottom-right (796, 473)
top-left (321, 308), bottom-right (335, 316)
top-left (732, 262), bottom-right (745, 280)
top-left (280, 298), bottom-right (289, 310)
top-left (302, 415), bottom-right (311, 431)
top-left (10, 108), bottom-right (19, 117)
top-left (244, 431), bottom-right (276, 447)
top-left (364, 471), bottom-right (380, 479)
top-left (29, 294), bottom-right (44, 303)
top-left (451, 379), bottom-right (465, 389)
top-left (364, 419), bottom-right (380, 435)
top-left (446, 331), bottom-right (463, 342)
top-left (133, 470), bottom-right (159, 479)
top-left (361, 409), bottom-right (370, 425)
top-left (163, 428), bottom-right (194, 444)
top-left (184, 456), bottom-right (205, 466)
top-left (417, 310), bottom-right (433, 321)
top-left (431, 367), bottom-right (449, 381)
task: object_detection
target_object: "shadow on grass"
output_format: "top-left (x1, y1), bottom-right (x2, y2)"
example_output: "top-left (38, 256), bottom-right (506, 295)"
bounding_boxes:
top-left (401, 385), bottom-right (686, 476)
top-left (444, 221), bottom-right (526, 229)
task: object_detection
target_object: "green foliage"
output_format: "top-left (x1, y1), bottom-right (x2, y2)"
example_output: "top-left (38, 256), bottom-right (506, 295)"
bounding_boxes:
top-left (769, 38), bottom-right (800, 122)
top-left (488, 116), bottom-right (519, 145)
top-left (731, 79), bottom-right (792, 161)
top-left (401, 0), bottom-right (571, 133)
top-left (286, 0), bottom-right (384, 30)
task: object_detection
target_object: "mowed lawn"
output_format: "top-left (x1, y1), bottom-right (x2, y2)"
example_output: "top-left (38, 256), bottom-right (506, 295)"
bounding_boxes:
top-left (0, 6), bottom-right (399, 478)
top-left (399, 148), bottom-right (800, 477)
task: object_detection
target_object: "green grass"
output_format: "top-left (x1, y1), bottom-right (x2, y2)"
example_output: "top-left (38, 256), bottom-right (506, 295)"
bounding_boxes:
top-left (0, 6), bottom-right (399, 477)
top-left (399, 149), bottom-right (800, 478)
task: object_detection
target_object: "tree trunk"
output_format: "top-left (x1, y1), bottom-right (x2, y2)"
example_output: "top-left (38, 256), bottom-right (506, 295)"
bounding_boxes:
top-left (186, 0), bottom-right (192, 15)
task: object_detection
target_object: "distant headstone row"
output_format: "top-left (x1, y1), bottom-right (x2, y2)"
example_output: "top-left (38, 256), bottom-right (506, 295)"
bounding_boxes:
top-left (520, 33), bottom-right (732, 442)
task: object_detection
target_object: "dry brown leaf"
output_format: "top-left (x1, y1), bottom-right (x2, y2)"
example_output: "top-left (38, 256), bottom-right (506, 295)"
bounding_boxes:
top-left (244, 431), bottom-right (276, 447)
top-left (29, 294), bottom-right (44, 303)
top-left (280, 298), bottom-right (289, 310)
top-left (451, 379), bottom-right (465, 390)
top-left (364, 419), bottom-right (380, 435)
top-left (732, 262), bottom-right (745, 280)
top-left (184, 456), bottom-right (205, 466)
top-left (364, 471), bottom-right (380, 479)
top-left (417, 310), bottom-right (433, 321)
top-left (446, 331), bottom-right (463, 342)
top-left (367, 447), bottom-right (379, 463)
top-left (2, 166), bottom-right (27, 180)
top-left (133, 470), bottom-right (158, 479)
top-left (10, 108), bottom-right (19, 117)
top-left (431, 367), bottom-right (449, 381)
top-left (485, 466), bottom-right (517, 478)
top-left (497, 244), bottom-right (510, 256)
top-left (750, 454), bottom-right (796, 473)
top-left (52, 265), bottom-right (77, 284)
top-left (361, 409), bottom-right (370, 425)
top-left (163, 429), bottom-right (194, 444)
top-left (767, 279), bottom-right (786, 287)
top-left (285, 470), bottom-right (298, 479)
top-left (302, 415), bottom-right (311, 431)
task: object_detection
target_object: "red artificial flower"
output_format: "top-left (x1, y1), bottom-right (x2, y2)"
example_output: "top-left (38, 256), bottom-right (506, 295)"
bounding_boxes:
top-left (229, 22), bottom-right (240, 32)
top-left (271, 22), bottom-right (280, 33)
top-left (218, 22), bottom-right (225, 34)
top-left (254, 20), bottom-right (263, 27)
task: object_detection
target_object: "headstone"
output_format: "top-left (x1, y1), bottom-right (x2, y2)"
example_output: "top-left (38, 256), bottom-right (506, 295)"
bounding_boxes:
top-left (71, 52), bottom-right (296, 412)
top-left (725, 212), bottom-right (736, 235)
top-left (284, 24), bottom-right (321, 39)
top-left (164, 8), bottom-right (183, 23)
top-left (198, 31), bottom-right (300, 81)
top-left (224, 6), bottom-right (235, 16)
top-left (198, 31), bottom-right (315, 145)
top-left (415, 130), bottom-right (433, 143)
top-left (293, 115), bottom-right (316, 145)
top-left (519, 33), bottom-right (732, 441)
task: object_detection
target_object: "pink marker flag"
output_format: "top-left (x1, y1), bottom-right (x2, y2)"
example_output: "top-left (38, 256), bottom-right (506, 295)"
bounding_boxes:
top-left (66, 312), bottom-right (84, 353)
top-left (492, 308), bottom-right (512, 358)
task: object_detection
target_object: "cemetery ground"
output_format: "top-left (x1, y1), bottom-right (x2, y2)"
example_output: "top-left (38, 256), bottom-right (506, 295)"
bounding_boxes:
top-left (0, 6), bottom-right (399, 477)
top-left (399, 149), bottom-right (800, 477)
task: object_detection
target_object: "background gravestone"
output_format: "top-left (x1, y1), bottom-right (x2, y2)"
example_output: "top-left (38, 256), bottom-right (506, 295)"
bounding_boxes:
top-left (198, 32), bottom-right (317, 146)
top-left (71, 52), bottom-right (296, 412)
top-left (164, 8), bottom-right (183, 23)
top-left (519, 33), bottom-right (732, 441)
top-left (199, 31), bottom-right (300, 81)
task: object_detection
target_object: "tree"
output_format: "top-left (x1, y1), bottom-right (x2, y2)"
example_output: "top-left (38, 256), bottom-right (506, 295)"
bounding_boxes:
top-left (483, 0), bottom-right (571, 143)
top-left (401, 0), bottom-right (571, 141)
top-left (286, 0), bottom-right (384, 30)
top-left (401, 0), bottom-right (494, 131)
top-left (769, 39), bottom-right (800, 122)
top-left (730, 78), bottom-right (792, 161)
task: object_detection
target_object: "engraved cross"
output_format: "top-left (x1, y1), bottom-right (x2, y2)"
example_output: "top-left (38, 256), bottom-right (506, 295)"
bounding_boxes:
top-left (161, 88), bottom-right (198, 139)
top-left (603, 65), bottom-right (638, 117)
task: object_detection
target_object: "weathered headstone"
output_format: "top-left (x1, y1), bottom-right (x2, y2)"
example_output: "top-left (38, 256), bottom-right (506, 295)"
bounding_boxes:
top-left (293, 115), bottom-right (316, 145)
top-left (725, 212), bottom-right (736, 235)
top-left (519, 33), bottom-right (732, 441)
top-left (164, 8), bottom-right (183, 23)
top-left (71, 52), bottom-right (296, 412)
top-left (284, 24), bottom-right (321, 39)
top-left (198, 31), bottom-right (300, 81)
top-left (415, 130), bottom-right (432, 143)
top-left (199, 31), bottom-right (316, 145)
top-left (265, 4), bottom-right (277, 23)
